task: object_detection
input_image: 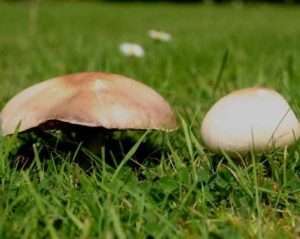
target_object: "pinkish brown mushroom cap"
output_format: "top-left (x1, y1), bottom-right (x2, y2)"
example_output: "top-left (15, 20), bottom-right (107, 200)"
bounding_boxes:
top-left (0, 72), bottom-right (177, 136)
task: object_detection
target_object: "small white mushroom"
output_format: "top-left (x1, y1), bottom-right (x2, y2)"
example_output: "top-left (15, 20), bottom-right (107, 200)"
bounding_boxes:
top-left (148, 30), bottom-right (172, 42)
top-left (201, 87), bottom-right (300, 154)
top-left (119, 43), bottom-right (144, 58)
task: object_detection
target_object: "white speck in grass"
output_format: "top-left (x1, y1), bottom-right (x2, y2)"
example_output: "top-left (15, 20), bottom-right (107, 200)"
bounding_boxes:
top-left (119, 42), bottom-right (144, 58)
top-left (148, 30), bottom-right (172, 42)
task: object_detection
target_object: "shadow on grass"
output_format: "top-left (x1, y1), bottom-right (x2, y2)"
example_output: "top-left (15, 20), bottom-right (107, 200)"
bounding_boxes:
top-left (9, 127), bottom-right (166, 175)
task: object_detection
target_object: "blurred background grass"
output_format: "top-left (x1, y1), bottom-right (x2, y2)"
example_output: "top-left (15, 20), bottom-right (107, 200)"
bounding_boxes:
top-left (1, 0), bottom-right (300, 3)
top-left (1, 1), bottom-right (300, 111)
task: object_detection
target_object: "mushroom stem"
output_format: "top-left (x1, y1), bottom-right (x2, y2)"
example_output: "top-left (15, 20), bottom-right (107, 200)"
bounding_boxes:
top-left (79, 129), bottom-right (112, 154)
top-left (34, 125), bottom-right (111, 155)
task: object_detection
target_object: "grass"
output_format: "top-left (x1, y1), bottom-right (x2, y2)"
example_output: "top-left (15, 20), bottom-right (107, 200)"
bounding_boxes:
top-left (1, 1), bottom-right (300, 238)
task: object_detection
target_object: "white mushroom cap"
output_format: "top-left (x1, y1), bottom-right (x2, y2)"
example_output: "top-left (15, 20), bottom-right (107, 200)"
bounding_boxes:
top-left (201, 87), bottom-right (300, 154)
top-left (0, 72), bottom-right (177, 136)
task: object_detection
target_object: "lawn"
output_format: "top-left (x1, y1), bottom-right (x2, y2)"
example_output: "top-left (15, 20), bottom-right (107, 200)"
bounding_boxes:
top-left (1, 1), bottom-right (300, 238)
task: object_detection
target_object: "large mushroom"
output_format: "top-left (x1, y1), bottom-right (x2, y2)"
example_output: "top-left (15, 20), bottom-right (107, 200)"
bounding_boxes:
top-left (0, 72), bottom-right (177, 145)
top-left (201, 87), bottom-right (300, 154)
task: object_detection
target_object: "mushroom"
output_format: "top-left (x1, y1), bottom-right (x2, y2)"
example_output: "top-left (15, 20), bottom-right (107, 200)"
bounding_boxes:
top-left (0, 72), bottom-right (177, 147)
top-left (201, 87), bottom-right (300, 154)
